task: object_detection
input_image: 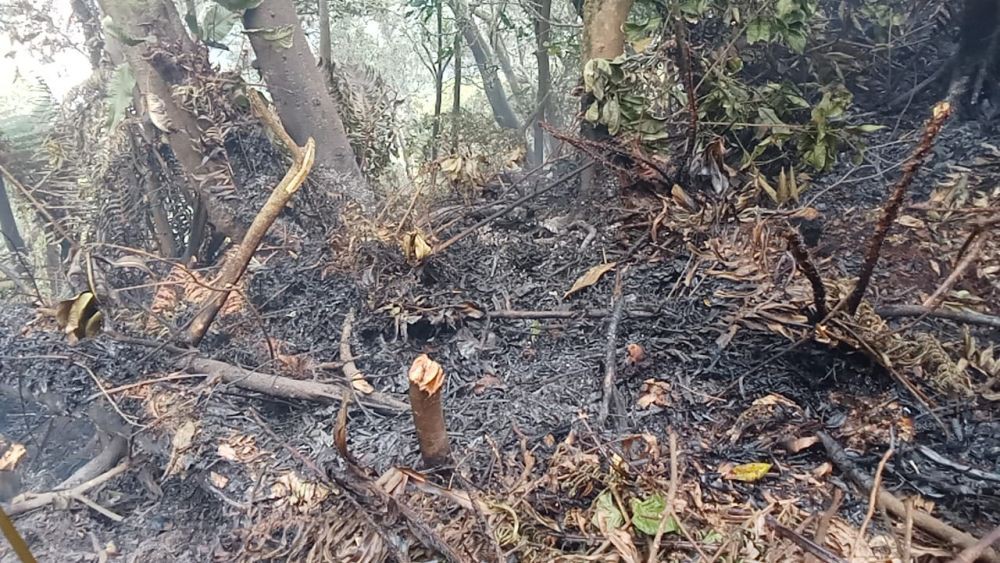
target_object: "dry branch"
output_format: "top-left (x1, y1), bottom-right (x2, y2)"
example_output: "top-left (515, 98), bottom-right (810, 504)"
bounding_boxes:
top-left (598, 271), bottom-right (627, 427)
top-left (183, 132), bottom-right (316, 346)
top-left (185, 357), bottom-right (407, 413)
top-left (922, 228), bottom-right (990, 311)
top-left (3, 462), bottom-right (128, 517)
top-left (0, 504), bottom-right (35, 563)
top-left (818, 431), bottom-right (999, 562)
top-left (845, 101), bottom-right (952, 315)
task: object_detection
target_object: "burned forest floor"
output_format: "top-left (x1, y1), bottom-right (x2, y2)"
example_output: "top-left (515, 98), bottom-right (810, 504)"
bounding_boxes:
top-left (1, 98), bottom-right (1000, 562)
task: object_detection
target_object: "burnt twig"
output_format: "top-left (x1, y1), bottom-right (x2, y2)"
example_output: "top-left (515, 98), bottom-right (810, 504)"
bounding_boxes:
top-left (433, 162), bottom-right (592, 256)
top-left (845, 101), bottom-right (951, 315)
top-left (817, 431), bottom-right (999, 562)
top-left (876, 305), bottom-right (1000, 329)
top-left (765, 516), bottom-right (846, 563)
top-left (598, 270), bottom-right (627, 427)
top-left (786, 228), bottom-right (829, 319)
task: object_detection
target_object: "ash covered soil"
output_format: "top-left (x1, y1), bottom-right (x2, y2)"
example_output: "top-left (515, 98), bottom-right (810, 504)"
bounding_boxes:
top-left (2, 107), bottom-right (999, 561)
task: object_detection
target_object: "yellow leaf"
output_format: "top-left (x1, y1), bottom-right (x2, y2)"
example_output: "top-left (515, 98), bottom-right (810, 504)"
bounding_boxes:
top-left (631, 37), bottom-right (653, 52)
top-left (564, 262), bottom-right (616, 299)
top-left (64, 292), bottom-right (95, 336)
top-left (724, 462), bottom-right (772, 482)
top-left (402, 231), bottom-right (433, 263)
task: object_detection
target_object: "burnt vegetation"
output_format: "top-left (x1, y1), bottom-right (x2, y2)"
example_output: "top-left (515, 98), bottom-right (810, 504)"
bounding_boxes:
top-left (0, 0), bottom-right (998, 561)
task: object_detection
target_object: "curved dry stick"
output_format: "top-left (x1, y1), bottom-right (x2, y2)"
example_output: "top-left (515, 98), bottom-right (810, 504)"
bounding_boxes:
top-left (183, 138), bottom-right (316, 345)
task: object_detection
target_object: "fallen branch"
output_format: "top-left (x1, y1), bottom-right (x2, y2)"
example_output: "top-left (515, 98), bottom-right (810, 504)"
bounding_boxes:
top-left (3, 462), bottom-right (128, 517)
top-left (951, 526), bottom-right (1000, 563)
top-left (598, 270), bottom-right (627, 427)
top-left (433, 161), bottom-right (593, 256)
top-left (845, 101), bottom-right (952, 315)
top-left (648, 430), bottom-right (680, 563)
top-left (876, 305), bottom-right (1000, 329)
top-left (184, 357), bottom-right (407, 414)
top-left (786, 228), bottom-right (829, 319)
top-left (818, 431), bottom-right (999, 562)
top-left (58, 434), bottom-right (127, 490)
top-left (487, 308), bottom-right (656, 320)
top-left (183, 130), bottom-right (316, 345)
top-left (108, 334), bottom-right (408, 413)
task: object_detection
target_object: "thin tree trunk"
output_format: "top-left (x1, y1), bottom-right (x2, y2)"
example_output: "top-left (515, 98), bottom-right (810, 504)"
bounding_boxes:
top-left (318, 0), bottom-right (332, 69)
top-left (430, 0), bottom-right (445, 160)
top-left (579, 0), bottom-right (634, 196)
top-left (0, 176), bottom-right (27, 254)
top-left (532, 0), bottom-right (552, 165)
top-left (244, 0), bottom-right (374, 208)
top-left (451, 29), bottom-right (462, 151)
top-left (449, 0), bottom-right (520, 130)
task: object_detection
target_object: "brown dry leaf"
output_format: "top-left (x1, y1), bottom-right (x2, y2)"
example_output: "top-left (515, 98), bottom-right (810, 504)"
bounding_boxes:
top-left (812, 461), bottom-right (832, 478)
top-left (402, 230), bottom-right (433, 263)
top-left (723, 462), bottom-right (772, 482)
top-left (637, 379), bottom-right (670, 409)
top-left (0, 442), bottom-right (26, 470)
top-left (408, 354), bottom-right (445, 395)
top-left (351, 376), bottom-right (375, 394)
top-left (272, 471), bottom-right (329, 512)
top-left (565, 262), bottom-right (616, 299)
top-left (783, 435), bottom-right (819, 453)
top-left (209, 471), bottom-right (229, 489)
top-left (671, 184), bottom-right (698, 212)
top-left (473, 374), bottom-right (504, 395)
top-left (625, 343), bottom-right (646, 365)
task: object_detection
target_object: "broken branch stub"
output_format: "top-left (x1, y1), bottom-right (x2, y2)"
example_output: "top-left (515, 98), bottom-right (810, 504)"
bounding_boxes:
top-left (407, 354), bottom-right (452, 468)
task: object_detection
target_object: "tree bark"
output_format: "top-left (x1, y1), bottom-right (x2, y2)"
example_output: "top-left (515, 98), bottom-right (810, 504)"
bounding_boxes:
top-left (430, 0), bottom-right (445, 159)
top-left (532, 0), bottom-right (552, 164)
top-left (579, 0), bottom-right (634, 196)
top-left (98, 0), bottom-right (245, 245)
top-left (448, 0), bottom-right (520, 130)
top-left (243, 0), bottom-right (374, 208)
top-left (0, 176), bottom-right (26, 255)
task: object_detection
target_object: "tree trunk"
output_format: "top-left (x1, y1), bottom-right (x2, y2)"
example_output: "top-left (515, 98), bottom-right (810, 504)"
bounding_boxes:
top-left (430, 0), bottom-right (445, 159)
top-left (949, 0), bottom-right (1000, 119)
top-left (98, 0), bottom-right (245, 246)
top-left (451, 29), bottom-right (462, 151)
top-left (0, 176), bottom-right (26, 255)
top-left (579, 0), bottom-right (634, 196)
top-left (449, 0), bottom-right (520, 130)
top-left (318, 0), bottom-right (332, 69)
top-left (244, 0), bottom-right (374, 208)
top-left (532, 0), bottom-right (552, 165)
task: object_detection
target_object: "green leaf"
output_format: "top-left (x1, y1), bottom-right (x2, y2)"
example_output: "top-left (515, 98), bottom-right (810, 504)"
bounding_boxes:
top-left (784, 29), bottom-right (807, 53)
top-left (591, 491), bottom-right (624, 530)
top-left (851, 123), bottom-right (884, 133)
top-left (746, 19), bottom-right (770, 44)
top-left (776, 0), bottom-right (798, 17)
top-left (213, 0), bottom-right (263, 11)
top-left (630, 494), bottom-right (677, 536)
top-left (199, 3), bottom-right (239, 42)
top-left (585, 101), bottom-right (600, 123)
top-left (105, 63), bottom-right (136, 131)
